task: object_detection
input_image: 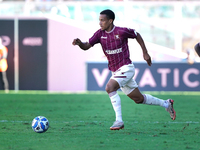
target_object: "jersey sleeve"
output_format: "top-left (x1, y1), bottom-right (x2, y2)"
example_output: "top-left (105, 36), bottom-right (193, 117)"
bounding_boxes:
top-left (89, 30), bottom-right (101, 47)
top-left (122, 28), bottom-right (137, 39)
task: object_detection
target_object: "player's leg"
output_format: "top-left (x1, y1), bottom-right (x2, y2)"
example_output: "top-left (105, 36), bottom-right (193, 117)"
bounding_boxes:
top-left (126, 87), bottom-right (176, 120)
top-left (2, 71), bottom-right (9, 93)
top-left (106, 78), bottom-right (122, 123)
top-left (105, 79), bottom-right (124, 130)
top-left (107, 63), bottom-right (139, 130)
top-left (127, 88), bottom-right (167, 106)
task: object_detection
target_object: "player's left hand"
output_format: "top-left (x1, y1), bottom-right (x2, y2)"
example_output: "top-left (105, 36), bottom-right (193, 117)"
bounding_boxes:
top-left (143, 53), bottom-right (152, 66)
top-left (72, 38), bottom-right (82, 46)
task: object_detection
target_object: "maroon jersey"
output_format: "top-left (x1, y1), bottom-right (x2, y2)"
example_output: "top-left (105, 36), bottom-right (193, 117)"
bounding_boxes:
top-left (89, 26), bottom-right (137, 72)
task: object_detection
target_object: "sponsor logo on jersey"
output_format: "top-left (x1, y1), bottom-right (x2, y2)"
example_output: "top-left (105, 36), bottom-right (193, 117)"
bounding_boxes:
top-left (105, 48), bottom-right (122, 54)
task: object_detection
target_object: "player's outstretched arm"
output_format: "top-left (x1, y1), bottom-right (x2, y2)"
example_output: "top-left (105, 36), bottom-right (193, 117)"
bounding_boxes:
top-left (72, 38), bottom-right (92, 51)
top-left (135, 32), bottom-right (152, 66)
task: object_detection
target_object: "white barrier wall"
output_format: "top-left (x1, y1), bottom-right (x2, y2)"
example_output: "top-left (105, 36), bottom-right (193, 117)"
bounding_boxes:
top-left (47, 17), bottom-right (104, 92)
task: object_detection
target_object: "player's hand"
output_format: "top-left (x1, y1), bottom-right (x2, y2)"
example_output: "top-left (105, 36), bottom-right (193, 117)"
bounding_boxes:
top-left (72, 38), bottom-right (82, 46)
top-left (143, 53), bottom-right (152, 66)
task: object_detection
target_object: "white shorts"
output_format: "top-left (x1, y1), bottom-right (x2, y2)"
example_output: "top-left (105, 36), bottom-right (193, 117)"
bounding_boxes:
top-left (111, 63), bottom-right (138, 95)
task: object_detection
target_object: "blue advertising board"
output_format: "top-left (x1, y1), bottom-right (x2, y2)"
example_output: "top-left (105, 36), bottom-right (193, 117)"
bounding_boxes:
top-left (87, 62), bottom-right (200, 91)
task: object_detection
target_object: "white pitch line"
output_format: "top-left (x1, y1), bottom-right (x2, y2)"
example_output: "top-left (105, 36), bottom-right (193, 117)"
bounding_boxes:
top-left (0, 120), bottom-right (199, 124)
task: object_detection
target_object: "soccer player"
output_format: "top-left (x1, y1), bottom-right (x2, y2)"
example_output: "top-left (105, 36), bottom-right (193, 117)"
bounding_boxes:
top-left (0, 37), bottom-right (9, 93)
top-left (72, 9), bottom-right (176, 130)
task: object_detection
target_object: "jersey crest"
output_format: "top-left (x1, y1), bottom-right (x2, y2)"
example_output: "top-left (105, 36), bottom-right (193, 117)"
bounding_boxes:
top-left (114, 34), bottom-right (120, 40)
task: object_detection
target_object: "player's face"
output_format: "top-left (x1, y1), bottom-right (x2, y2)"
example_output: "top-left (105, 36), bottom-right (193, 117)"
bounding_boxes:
top-left (99, 14), bottom-right (113, 31)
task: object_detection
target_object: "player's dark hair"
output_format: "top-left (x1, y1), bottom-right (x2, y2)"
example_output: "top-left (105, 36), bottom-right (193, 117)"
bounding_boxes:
top-left (100, 9), bottom-right (115, 21)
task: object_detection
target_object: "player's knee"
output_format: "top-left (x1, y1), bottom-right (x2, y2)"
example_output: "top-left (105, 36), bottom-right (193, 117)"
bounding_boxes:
top-left (105, 84), bottom-right (112, 94)
top-left (105, 83), bottom-right (117, 94)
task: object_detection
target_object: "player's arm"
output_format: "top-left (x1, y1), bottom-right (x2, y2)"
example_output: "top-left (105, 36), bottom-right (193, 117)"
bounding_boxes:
top-left (72, 38), bottom-right (92, 51)
top-left (135, 32), bottom-right (152, 66)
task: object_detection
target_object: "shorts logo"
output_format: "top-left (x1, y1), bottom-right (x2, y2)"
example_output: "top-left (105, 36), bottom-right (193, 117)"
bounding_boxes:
top-left (114, 76), bottom-right (126, 78)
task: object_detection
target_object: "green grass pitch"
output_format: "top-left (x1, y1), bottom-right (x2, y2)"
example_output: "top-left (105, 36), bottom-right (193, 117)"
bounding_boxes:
top-left (0, 91), bottom-right (200, 150)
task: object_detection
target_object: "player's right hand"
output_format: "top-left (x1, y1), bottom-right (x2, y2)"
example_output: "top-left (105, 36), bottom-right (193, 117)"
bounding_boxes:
top-left (143, 53), bottom-right (152, 66)
top-left (72, 38), bottom-right (81, 46)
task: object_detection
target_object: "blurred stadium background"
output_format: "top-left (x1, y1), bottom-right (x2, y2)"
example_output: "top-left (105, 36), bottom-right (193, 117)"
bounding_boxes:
top-left (0, 0), bottom-right (199, 92)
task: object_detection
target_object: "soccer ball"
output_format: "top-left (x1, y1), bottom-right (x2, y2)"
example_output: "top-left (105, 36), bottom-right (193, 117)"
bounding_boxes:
top-left (32, 116), bottom-right (49, 133)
